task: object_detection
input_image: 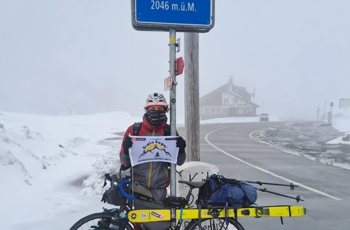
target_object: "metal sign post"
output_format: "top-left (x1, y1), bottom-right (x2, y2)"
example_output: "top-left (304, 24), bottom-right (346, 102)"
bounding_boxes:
top-left (131, 0), bottom-right (215, 205)
top-left (169, 29), bottom-right (177, 199)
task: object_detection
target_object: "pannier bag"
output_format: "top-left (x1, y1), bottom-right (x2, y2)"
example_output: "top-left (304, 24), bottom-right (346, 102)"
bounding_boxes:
top-left (101, 176), bottom-right (130, 206)
top-left (197, 174), bottom-right (258, 208)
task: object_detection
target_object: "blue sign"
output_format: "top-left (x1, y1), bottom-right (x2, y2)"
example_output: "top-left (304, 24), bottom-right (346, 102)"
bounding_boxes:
top-left (330, 102), bottom-right (334, 107)
top-left (131, 0), bottom-right (215, 32)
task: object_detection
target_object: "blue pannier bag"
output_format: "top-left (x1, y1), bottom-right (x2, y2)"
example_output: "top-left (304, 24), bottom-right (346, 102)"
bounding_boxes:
top-left (197, 174), bottom-right (258, 208)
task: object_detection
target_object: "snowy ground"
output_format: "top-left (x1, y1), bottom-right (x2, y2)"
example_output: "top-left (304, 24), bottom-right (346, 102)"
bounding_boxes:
top-left (327, 108), bottom-right (350, 145)
top-left (200, 115), bottom-right (281, 125)
top-left (2, 111), bottom-right (253, 229)
top-left (251, 121), bottom-right (350, 171)
top-left (0, 111), bottom-right (141, 229)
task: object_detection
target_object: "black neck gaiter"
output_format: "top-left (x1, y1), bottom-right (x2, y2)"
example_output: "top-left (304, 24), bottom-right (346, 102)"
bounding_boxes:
top-left (145, 110), bottom-right (167, 126)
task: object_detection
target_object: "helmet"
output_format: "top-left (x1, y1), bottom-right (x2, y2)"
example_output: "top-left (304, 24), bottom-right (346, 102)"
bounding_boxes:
top-left (145, 92), bottom-right (168, 111)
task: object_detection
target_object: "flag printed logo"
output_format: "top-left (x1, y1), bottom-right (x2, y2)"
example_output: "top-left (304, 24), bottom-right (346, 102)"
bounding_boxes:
top-left (139, 140), bottom-right (171, 159)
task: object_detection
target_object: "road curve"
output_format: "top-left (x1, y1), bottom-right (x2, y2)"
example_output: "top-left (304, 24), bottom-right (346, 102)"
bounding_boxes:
top-left (179, 122), bottom-right (350, 230)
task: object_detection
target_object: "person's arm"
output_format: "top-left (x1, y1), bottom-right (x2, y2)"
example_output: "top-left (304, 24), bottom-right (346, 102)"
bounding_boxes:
top-left (120, 125), bottom-right (133, 167)
top-left (176, 131), bottom-right (186, 166)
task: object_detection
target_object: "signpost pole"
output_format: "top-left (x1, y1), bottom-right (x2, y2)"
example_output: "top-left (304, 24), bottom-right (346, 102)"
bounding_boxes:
top-left (169, 29), bottom-right (177, 198)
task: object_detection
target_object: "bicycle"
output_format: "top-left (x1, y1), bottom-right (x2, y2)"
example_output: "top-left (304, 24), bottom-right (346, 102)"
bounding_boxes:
top-left (69, 168), bottom-right (306, 230)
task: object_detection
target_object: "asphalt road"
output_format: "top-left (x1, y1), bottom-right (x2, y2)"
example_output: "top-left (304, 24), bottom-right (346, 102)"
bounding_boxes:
top-left (178, 122), bottom-right (350, 230)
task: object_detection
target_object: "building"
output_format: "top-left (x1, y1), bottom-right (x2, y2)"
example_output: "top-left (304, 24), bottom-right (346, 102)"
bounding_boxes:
top-left (200, 78), bottom-right (260, 120)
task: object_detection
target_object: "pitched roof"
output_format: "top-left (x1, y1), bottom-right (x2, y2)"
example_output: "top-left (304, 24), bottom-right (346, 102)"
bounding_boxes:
top-left (200, 82), bottom-right (230, 102)
top-left (199, 80), bottom-right (260, 108)
top-left (226, 89), bottom-right (260, 108)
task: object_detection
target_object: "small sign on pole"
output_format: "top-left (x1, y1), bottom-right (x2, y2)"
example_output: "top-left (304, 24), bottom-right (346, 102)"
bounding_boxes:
top-left (164, 75), bottom-right (174, 91)
top-left (330, 102), bottom-right (334, 107)
top-left (176, 57), bottom-right (184, 75)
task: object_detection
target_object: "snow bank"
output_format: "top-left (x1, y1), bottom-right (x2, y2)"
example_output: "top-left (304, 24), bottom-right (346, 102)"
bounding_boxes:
top-left (199, 115), bottom-right (284, 125)
top-left (327, 136), bottom-right (350, 145)
top-left (201, 117), bottom-right (260, 124)
top-left (332, 108), bottom-right (350, 132)
top-left (0, 111), bottom-right (137, 229)
top-left (80, 141), bottom-right (122, 197)
top-left (327, 108), bottom-right (350, 145)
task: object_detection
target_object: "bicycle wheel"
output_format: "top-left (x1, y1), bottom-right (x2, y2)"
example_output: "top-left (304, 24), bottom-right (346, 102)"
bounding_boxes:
top-left (185, 218), bottom-right (245, 230)
top-left (69, 212), bottom-right (134, 230)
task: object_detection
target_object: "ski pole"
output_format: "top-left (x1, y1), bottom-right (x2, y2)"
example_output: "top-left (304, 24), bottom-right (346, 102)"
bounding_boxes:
top-left (245, 181), bottom-right (298, 190)
top-left (258, 188), bottom-right (304, 202)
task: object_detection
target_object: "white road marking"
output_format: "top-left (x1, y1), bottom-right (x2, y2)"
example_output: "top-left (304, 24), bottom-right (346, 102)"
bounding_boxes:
top-left (204, 126), bottom-right (342, 201)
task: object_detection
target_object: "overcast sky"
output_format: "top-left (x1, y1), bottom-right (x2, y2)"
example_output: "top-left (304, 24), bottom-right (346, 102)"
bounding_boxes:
top-left (1, 0), bottom-right (349, 120)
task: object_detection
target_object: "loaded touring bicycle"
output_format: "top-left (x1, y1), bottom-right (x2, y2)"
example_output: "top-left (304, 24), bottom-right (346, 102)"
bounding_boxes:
top-left (69, 135), bottom-right (306, 230)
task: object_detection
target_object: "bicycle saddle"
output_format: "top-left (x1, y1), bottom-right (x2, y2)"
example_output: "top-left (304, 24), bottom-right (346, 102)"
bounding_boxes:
top-left (178, 180), bottom-right (205, 188)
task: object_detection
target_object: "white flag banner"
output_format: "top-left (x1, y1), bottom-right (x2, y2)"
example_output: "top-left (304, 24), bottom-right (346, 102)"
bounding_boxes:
top-left (128, 135), bottom-right (179, 167)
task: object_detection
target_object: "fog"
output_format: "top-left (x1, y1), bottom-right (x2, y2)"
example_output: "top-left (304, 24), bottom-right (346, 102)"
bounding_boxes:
top-left (1, 0), bottom-right (349, 120)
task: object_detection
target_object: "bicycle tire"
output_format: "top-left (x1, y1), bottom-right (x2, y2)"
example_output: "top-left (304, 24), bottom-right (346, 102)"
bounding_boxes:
top-left (69, 212), bottom-right (134, 230)
top-left (184, 218), bottom-right (245, 230)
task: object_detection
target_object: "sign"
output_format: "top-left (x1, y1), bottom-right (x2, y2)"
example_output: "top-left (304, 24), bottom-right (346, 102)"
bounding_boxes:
top-left (128, 135), bottom-right (179, 167)
top-left (131, 0), bottom-right (215, 32)
top-left (176, 57), bottom-right (184, 75)
top-left (164, 75), bottom-right (174, 91)
top-left (330, 102), bottom-right (334, 107)
top-left (339, 99), bottom-right (350, 109)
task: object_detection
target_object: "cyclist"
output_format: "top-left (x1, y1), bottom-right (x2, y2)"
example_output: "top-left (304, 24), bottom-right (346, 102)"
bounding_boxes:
top-left (119, 92), bottom-right (187, 202)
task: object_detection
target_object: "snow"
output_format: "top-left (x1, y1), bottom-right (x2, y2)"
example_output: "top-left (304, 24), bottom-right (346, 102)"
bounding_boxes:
top-left (199, 115), bottom-right (283, 125)
top-left (249, 126), bottom-right (301, 157)
top-left (327, 108), bottom-right (350, 145)
top-left (0, 111), bottom-right (139, 230)
top-left (332, 108), bottom-right (350, 132)
top-left (201, 117), bottom-right (260, 124)
top-left (327, 135), bottom-right (350, 145)
top-left (250, 122), bottom-right (350, 171)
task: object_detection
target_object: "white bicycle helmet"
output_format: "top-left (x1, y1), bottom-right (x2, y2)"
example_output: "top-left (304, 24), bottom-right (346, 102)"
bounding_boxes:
top-left (145, 92), bottom-right (168, 111)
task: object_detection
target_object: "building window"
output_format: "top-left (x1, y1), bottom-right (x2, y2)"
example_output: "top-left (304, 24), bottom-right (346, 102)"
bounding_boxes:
top-left (224, 98), bottom-right (229, 104)
top-left (233, 98), bottom-right (238, 103)
top-left (211, 108), bottom-right (215, 114)
top-left (223, 108), bottom-right (227, 114)
top-left (205, 108), bottom-right (209, 114)
top-left (216, 108), bottom-right (221, 114)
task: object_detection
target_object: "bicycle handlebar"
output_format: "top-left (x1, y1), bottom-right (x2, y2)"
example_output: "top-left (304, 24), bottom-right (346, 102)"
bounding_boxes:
top-left (119, 179), bottom-right (135, 200)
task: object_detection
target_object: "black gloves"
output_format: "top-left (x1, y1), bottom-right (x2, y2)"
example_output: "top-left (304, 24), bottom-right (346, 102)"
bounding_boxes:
top-left (122, 136), bottom-right (133, 155)
top-left (176, 136), bottom-right (186, 154)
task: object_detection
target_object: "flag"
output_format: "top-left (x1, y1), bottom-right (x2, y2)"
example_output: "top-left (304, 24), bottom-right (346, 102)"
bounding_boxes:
top-left (128, 135), bottom-right (179, 167)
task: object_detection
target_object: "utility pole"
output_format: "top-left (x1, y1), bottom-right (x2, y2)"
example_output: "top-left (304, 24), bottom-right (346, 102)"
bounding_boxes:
top-left (184, 32), bottom-right (200, 161)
